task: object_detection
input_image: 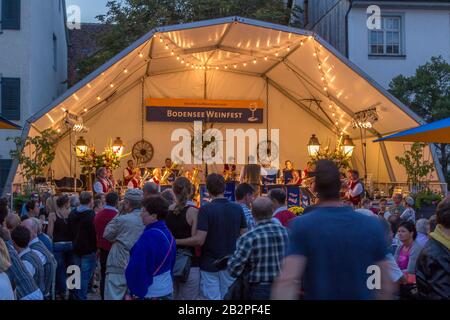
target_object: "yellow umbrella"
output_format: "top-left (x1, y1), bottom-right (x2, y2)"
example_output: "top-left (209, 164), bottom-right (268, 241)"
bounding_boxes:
top-left (0, 115), bottom-right (21, 130)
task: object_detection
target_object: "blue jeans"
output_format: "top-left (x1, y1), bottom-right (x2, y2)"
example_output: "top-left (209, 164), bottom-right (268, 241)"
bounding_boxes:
top-left (72, 253), bottom-right (96, 300)
top-left (200, 270), bottom-right (235, 300)
top-left (53, 242), bottom-right (74, 297)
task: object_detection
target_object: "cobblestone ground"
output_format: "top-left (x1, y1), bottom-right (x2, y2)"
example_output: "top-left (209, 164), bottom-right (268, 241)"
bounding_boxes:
top-left (88, 263), bottom-right (101, 300)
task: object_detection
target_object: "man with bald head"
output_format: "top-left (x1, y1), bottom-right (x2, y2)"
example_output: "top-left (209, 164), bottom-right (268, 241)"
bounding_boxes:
top-left (5, 213), bottom-right (21, 233)
top-left (22, 218), bottom-right (56, 300)
top-left (227, 196), bottom-right (289, 300)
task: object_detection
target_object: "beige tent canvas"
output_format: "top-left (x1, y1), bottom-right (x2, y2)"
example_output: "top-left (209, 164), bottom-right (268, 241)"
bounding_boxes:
top-left (4, 17), bottom-right (446, 196)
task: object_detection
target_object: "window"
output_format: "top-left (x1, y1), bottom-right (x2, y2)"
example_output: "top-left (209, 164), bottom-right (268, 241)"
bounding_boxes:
top-left (369, 16), bottom-right (403, 56)
top-left (1, 77), bottom-right (20, 121)
top-left (53, 34), bottom-right (57, 71)
top-left (1, 0), bottom-right (21, 30)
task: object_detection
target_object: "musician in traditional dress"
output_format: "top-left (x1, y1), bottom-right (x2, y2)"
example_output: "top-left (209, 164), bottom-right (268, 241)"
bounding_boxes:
top-left (162, 158), bottom-right (172, 172)
top-left (150, 168), bottom-right (162, 185)
top-left (106, 168), bottom-right (116, 191)
top-left (123, 160), bottom-right (140, 189)
top-left (94, 167), bottom-right (113, 195)
top-left (346, 169), bottom-right (364, 206)
top-left (288, 170), bottom-right (302, 185)
top-left (162, 158), bottom-right (177, 183)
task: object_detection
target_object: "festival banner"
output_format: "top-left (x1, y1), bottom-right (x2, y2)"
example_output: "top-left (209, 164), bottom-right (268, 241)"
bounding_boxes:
top-left (286, 186), bottom-right (301, 208)
top-left (261, 174), bottom-right (277, 194)
top-left (200, 182), bottom-right (236, 206)
top-left (146, 98), bottom-right (264, 124)
top-left (224, 182), bottom-right (236, 202)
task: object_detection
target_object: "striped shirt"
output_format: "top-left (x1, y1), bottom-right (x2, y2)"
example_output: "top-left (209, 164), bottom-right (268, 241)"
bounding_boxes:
top-left (29, 238), bottom-right (56, 299)
top-left (228, 220), bottom-right (289, 283)
top-left (5, 241), bottom-right (41, 300)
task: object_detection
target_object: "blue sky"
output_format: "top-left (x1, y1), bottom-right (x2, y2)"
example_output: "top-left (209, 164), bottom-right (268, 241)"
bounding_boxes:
top-left (66, 0), bottom-right (110, 23)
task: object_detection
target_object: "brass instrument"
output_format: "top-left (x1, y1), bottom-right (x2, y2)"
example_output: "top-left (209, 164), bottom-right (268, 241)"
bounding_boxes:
top-left (223, 169), bottom-right (232, 181)
top-left (160, 162), bottom-right (177, 185)
top-left (139, 168), bottom-right (151, 188)
top-left (191, 166), bottom-right (202, 206)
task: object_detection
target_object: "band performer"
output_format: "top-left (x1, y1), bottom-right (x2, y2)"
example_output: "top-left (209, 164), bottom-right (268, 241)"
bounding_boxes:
top-left (123, 160), bottom-right (140, 189)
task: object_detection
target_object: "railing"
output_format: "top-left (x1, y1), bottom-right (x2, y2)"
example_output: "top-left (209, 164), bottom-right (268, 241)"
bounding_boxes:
top-left (370, 181), bottom-right (448, 198)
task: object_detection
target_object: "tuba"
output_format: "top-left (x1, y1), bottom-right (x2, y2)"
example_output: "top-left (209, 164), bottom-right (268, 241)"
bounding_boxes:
top-left (160, 162), bottom-right (177, 185)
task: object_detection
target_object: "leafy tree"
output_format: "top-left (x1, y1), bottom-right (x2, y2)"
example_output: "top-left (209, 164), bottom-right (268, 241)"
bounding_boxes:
top-left (8, 129), bottom-right (59, 188)
top-left (76, 0), bottom-right (302, 81)
top-left (389, 56), bottom-right (450, 185)
top-left (395, 142), bottom-right (435, 191)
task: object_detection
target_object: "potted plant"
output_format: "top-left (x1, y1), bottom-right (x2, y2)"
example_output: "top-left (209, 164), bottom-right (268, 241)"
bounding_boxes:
top-left (413, 189), bottom-right (443, 219)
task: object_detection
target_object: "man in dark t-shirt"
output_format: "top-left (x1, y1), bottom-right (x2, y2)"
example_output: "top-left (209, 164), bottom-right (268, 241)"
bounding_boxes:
top-left (272, 160), bottom-right (393, 300)
top-left (176, 173), bottom-right (247, 300)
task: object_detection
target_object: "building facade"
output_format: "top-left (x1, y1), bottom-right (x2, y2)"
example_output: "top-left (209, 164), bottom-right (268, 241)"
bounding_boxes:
top-left (300, 0), bottom-right (450, 87)
top-left (0, 0), bottom-right (68, 195)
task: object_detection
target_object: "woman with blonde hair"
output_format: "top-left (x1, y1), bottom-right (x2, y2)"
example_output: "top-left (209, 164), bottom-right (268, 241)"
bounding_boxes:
top-left (0, 238), bottom-right (15, 300)
top-left (165, 177), bottom-right (200, 300)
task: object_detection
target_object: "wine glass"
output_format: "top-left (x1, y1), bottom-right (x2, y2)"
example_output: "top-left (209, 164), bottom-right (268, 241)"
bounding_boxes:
top-left (248, 103), bottom-right (258, 122)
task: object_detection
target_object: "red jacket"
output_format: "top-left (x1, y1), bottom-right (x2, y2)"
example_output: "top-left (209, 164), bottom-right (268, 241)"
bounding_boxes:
top-left (94, 208), bottom-right (118, 251)
top-left (274, 209), bottom-right (296, 227)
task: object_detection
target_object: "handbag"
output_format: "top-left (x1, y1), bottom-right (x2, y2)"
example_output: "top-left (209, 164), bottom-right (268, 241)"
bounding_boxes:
top-left (173, 248), bottom-right (193, 282)
top-left (224, 268), bottom-right (250, 300)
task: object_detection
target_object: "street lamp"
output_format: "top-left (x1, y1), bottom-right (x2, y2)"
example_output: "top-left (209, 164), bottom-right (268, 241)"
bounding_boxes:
top-left (75, 136), bottom-right (88, 158)
top-left (307, 134), bottom-right (321, 157)
top-left (340, 135), bottom-right (355, 157)
top-left (112, 137), bottom-right (124, 156)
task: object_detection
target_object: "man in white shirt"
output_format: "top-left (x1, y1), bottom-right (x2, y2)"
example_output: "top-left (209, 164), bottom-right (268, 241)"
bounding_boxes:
top-left (93, 167), bottom-right (112, 195)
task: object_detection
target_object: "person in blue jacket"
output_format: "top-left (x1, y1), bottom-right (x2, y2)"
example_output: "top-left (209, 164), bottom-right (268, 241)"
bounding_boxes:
top-left (125, 195), bottom-right (176, 300)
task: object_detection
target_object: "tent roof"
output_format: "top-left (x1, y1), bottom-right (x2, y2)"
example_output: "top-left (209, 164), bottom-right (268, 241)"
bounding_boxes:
top-left (375, 117), bottom-right (450, 144)
top-left (29, 16), bottom-right (422, 139)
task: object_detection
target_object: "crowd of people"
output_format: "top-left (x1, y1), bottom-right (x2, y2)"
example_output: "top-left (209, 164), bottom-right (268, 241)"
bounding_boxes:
top-left (0, 160), bottom-right (449, 300)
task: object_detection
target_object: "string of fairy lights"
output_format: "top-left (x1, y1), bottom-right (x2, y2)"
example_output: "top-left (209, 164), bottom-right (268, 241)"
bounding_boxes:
top-left (153, 33), bottom-right (308, 70)
top-left (55, 30), bottom-right (360, 137)
top-left (311, 39), bottom-right (352, 135)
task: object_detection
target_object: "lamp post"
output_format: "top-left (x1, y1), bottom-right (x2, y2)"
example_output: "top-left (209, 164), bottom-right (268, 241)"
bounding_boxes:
top-left (340, 135), bottom-right (355, 158)
top-left (75, 136), bottom-right (88, 158)
top-left (307, 134), bottom-right (321, 157)
top-left (112, 137), bottom-right (124, 156)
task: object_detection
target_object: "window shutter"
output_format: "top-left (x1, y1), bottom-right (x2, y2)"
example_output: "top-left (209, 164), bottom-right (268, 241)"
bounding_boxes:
top-left (1, 78), bottom-right (21, 121)
top-left (0, 159), bottom-right (13, 197)
top-left (2, 0), bottom-right (21, 30)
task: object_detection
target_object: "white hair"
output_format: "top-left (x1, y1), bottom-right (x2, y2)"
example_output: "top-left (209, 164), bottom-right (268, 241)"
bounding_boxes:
top-left (416, 218), bottom-right (429, 234)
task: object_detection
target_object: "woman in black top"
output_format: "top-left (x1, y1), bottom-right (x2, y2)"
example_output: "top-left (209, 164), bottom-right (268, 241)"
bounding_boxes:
top-left (47, 195), bottom-right (73, 299)
top-left (166, 177), bottom-right (200, 300)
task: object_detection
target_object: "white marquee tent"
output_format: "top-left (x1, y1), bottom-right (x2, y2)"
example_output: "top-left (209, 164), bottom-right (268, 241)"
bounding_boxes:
top-left (4, 17), bottom-right (446, 195)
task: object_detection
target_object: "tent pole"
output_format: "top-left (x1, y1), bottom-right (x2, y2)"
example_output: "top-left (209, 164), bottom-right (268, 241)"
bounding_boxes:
top-left (379, 141), bottom-right (396, 183)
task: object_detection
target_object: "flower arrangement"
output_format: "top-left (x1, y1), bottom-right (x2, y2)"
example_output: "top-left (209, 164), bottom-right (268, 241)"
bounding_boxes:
top-left (308, 143), bottom-right (351, 170)
top-left (78, 139), bottom-right (130, 174)
top-left (289, 206), bottom-right (305, 216)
